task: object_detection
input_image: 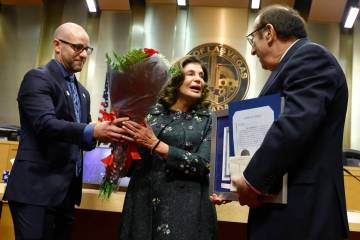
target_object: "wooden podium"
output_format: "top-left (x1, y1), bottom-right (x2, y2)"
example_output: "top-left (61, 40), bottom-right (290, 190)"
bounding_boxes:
top-left (344, 166), bottom-right (360, 211)
top-left (1, 141), bottom-right (360, 239)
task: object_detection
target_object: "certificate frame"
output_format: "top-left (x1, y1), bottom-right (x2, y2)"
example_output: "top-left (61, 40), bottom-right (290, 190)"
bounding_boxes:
top-left (209, 109), bottom-right (238, 200)
top-left (228, 94), bottom-right (287, 204)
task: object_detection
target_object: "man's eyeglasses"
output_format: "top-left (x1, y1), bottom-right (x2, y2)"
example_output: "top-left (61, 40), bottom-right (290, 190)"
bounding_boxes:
top-left (58, 39), bottom-right (94, 55)
top-left (246, 25), bottom-right (266, 47)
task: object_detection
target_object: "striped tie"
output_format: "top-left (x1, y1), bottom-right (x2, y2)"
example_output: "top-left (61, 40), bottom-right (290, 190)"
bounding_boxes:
top-left (67, 75), bottom-right (82, 176)
top-left (68, 75), bottom-right (81, 123)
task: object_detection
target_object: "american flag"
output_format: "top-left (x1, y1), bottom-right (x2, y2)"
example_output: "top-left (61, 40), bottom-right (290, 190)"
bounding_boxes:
top-left (98, 66), bottom-right (111, 122)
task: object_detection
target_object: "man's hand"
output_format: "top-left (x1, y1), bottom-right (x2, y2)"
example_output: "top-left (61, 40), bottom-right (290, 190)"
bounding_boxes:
top-left (93, 117), bottom-right (130, 143)
top-left (232, 176), bottom-right (262, 208)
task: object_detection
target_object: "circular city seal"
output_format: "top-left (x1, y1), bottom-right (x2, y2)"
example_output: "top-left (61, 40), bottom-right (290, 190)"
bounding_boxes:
top-left (188, 43), bottom-right (250, 110)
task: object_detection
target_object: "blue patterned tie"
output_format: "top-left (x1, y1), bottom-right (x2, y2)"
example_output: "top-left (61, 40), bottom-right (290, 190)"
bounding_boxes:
top-left (67, 75), bottom-right (82, 176)
top-left (68, 75), bottom-right (81, 123)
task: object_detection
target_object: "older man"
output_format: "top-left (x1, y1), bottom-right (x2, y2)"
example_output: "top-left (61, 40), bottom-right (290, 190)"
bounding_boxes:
top-left (4, 22), bottom-right (127, 239)
top-left (232, 5), bottom-right (349, 240)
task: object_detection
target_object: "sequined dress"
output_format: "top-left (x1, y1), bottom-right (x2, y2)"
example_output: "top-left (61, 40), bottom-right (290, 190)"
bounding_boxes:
top-left (119, 104), bottom-right (217, 240)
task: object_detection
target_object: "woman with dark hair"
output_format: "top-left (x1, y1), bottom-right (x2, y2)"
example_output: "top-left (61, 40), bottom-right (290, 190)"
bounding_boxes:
top-left (118, 55), bottom-right (217, 240)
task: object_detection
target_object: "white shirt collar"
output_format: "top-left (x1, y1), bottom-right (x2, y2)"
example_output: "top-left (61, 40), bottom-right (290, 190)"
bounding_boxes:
top-left (279, 39), bottom-right (300, 62)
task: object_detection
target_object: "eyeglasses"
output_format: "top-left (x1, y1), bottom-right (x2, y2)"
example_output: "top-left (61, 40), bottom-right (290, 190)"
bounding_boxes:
top-left (58, 39), bottom-right (94, 55)
top-left (246, 25), bottom-right (266, 47)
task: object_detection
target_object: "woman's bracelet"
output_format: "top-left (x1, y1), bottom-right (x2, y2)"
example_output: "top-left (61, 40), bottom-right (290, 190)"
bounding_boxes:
top-left (150, 140), bottom-right (161, 155)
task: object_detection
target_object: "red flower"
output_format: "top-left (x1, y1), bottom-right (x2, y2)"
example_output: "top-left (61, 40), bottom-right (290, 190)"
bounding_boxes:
top-left (144, 48), bottom-right (158, 56)
top-left (100, 110), bottom-right (116, 121)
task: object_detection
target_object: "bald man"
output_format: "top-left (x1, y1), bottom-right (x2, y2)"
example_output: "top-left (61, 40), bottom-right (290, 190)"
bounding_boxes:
top-left (4, 22), bottom-right (127, 239)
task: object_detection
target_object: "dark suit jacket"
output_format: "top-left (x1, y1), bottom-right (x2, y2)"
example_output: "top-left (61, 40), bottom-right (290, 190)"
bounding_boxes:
top-left (4, 59), bottom-right (94, 206)
top-left (244, 38), bottom-right (349, 240)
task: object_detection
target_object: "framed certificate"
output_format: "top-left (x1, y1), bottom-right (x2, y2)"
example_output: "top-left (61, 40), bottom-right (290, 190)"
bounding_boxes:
top-left (228, 94), bottom-right (287, 204)
top-left (209, 94), bottom-right (287, 203)
top-left (209, 109), bottom-right (238, 200)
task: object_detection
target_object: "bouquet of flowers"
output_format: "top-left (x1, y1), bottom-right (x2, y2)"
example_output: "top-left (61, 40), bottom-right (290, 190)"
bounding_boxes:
top-left (99, 48), bottom-right (171, 198)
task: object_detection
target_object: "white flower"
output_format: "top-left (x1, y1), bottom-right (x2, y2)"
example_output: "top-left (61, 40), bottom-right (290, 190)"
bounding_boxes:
top-left (163, 126), bottom-right (173, 133)
top-left (194, 115), bottom-right (202, 122)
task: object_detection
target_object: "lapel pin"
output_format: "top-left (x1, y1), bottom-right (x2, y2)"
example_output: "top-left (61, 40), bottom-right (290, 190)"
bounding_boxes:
top-left (66, 90), bottom-right (70, 96)
top-left (82, 93), bottom-right (86, 99)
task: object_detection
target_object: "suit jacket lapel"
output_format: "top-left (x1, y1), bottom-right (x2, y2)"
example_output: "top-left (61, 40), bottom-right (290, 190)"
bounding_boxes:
top-left (78, 85), bottom-right (88, 123)
top-left (259, 38), bottom-right (309, 96)
top-left (259, 69), bottom-right (279, 96)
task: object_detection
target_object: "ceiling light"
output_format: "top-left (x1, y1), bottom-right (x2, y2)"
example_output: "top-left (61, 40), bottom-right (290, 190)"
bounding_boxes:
top-left (177, 0), bottom-right (187, 7)
top-left (344, 6), bottom-right (359, 28)
top-left (86, 0), bottom-right (97, 13)
top-left (251, 0), bottom-right (261, 9)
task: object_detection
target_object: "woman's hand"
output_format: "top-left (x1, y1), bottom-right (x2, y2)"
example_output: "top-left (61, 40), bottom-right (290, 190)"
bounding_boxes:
top-left (122, 120), bottom-right (158, 149)
top-left (209, 193), bottom-right (231, 205)
top-left (122, 120), bottom-right (169, 159)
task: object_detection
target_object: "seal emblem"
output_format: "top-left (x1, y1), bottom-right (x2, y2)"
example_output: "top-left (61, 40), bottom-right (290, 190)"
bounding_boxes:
top-left (188, 43), bottom-right (250, 110)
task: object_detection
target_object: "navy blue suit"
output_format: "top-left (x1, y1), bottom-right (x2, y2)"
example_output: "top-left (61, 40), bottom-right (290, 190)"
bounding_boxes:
top-left (244, 38), bottom-right (349, 240)
top-left (4, 59), bottom-right (95, 239)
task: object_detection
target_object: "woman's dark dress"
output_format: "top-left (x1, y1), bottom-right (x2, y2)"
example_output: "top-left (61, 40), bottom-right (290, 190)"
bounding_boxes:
top-left (119, 104), bottom-right (217, 240)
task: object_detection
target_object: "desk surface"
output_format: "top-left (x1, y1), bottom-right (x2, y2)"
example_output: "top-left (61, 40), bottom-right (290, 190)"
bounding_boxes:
top-left (1, 183), bottom-right (360, 232)
top-left (78, 188), bottom-right (360, 231)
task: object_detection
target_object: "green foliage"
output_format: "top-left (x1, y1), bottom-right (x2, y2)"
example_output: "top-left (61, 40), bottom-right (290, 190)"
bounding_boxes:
top-left (106, 48), bottom-right (181, 78)
top-left (168, 65), bottom-right (181, 78)
top-left (106, 49), bottom-right (149, 71)
top-left (99, 179), bottom-right (118, 199)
